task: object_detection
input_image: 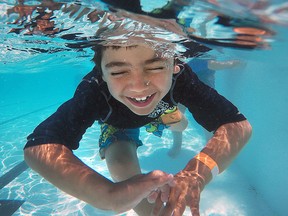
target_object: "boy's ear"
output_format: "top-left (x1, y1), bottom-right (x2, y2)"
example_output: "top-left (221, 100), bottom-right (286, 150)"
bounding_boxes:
top-left (173, 65), bottom-right (181, 74)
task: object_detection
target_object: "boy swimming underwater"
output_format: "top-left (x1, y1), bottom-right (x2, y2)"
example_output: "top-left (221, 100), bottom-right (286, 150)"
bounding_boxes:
top-left (24, 13), bottom-right (252, 216)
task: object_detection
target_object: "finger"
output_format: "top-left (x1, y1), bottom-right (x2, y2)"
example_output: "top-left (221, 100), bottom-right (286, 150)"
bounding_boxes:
top-left (151, 194), bottom-right (164, 216)
top-left (160, 189), bottom-right (180, 216)
top-left (146, 171), bottom-right (174, 190)
top-left (147, 190), bottom-right (159, 204)
top-left (160, 183), bottom-right (188, 216)
top-left (159, 184), bottom-right (170, 203)
top-left (189, 197), bottom-right (200, 216)
top-left (172, 203), bottom-right (187, 216)
top-left (165, 195), bottom-right (187, 216)
top-left (189, 187), bottom-right (201, 216)
top-left (161, 202), bottom-right (178, 216)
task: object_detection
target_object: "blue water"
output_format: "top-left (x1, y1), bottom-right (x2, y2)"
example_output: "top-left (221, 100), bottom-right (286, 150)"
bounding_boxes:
top-left (1, 0), bottom-right (288, 215)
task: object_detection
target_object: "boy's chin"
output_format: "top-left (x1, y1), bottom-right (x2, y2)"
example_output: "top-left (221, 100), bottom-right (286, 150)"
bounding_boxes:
top-left (129, 107), bottom-right (155, 116)
top-left (131, 110), bottom-right (153, 116)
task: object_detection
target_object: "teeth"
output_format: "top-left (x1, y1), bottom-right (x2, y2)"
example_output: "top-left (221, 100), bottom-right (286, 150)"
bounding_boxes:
top-left (132, 95), bottom-right (151, 102)
top-left (135, 97), bottom-right (147, 101)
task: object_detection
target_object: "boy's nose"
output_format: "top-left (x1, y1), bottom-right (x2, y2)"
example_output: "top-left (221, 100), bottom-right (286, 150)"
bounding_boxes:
top-left (129, 73), bottom-right (149, 92)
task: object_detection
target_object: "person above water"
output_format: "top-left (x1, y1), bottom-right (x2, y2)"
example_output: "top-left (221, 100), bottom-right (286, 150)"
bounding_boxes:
top-left (23, 13), bottom-right (252, 216)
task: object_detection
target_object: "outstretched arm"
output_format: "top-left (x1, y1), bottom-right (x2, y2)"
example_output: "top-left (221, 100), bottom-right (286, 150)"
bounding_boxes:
top-left (24, 144), bottom-right (174, 213)
top-left (153, 120), bottom-right (252, 216)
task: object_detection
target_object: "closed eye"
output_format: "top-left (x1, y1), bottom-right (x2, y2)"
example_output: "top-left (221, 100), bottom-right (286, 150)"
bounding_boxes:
top-left (147, 67), bottom-right (165, 71)
top-left (111, 71), bottom-right (128, 76)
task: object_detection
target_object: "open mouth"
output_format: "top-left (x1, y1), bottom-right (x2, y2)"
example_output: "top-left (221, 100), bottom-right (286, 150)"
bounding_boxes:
top-left (127, 93), bottom-right (156, 107)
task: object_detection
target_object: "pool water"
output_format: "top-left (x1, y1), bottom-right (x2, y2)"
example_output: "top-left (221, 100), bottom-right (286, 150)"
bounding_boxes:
top-left (1, 0), bottom-right (288, 215)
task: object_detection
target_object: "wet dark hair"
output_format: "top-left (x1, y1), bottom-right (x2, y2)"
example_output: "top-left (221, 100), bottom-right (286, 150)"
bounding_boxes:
top-left (91, 45), bottom-right (103, 74)
top-left (91, 44), bottom-right (180, 75)
top-left (92, 45), bottom-right (140, 75)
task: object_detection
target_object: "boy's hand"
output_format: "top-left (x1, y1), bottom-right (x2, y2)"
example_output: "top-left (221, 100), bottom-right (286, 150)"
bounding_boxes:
top-left (147, 180), bottom-right (174, 204)
top-left (112, 170), bottom-right (174, 213)
top-left (151, 170), bottom-right (206, 216)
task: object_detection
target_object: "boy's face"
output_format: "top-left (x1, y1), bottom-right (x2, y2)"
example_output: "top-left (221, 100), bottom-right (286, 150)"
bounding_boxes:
top-left (101, 45), bottom-right (180, 116)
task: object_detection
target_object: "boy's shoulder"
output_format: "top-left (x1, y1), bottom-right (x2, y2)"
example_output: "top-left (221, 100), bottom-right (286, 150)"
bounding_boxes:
top-left (173, 63), bottom-right (198, 86)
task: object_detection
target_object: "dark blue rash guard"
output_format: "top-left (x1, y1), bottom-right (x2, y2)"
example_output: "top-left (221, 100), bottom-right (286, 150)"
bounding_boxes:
top-left (24, 64), bottom-right (246, 150)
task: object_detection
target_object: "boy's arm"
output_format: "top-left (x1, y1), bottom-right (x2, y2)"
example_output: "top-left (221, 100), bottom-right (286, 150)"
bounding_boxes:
top-left (24, 143), bottom-right (174, 213)
top-left (157, 119), bottom-right (252, 216)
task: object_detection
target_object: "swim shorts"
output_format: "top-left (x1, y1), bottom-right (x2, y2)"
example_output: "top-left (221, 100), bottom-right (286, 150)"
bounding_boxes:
top-left (98, 107), bottom-right (184, 159)
top-left (98, 122), bottom-right (143, 159)
top-left (98, 121), bottom-right (170, 159)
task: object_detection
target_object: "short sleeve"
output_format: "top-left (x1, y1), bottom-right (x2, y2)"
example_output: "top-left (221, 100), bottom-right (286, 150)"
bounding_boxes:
top-left (173, 65), bottom-right (246, 132)
top-left (24, 71), bottom-right (105, 150)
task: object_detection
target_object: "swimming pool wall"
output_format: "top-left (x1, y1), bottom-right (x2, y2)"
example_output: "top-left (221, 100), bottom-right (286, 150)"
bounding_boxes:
top-left (216, 26), bottom-right (288, 216)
